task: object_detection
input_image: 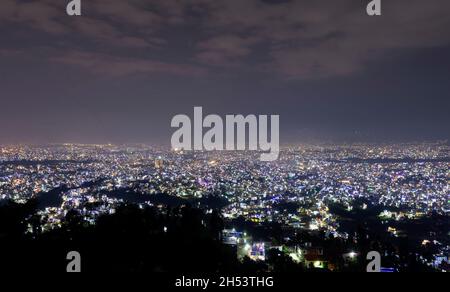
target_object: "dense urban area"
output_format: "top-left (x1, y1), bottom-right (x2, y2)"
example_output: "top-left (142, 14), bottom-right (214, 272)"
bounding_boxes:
top-left (0, 143), bottom-right (448, 272)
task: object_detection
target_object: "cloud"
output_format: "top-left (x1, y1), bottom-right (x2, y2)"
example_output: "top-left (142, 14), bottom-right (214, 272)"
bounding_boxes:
top-left (0, 48), bottom-right (24, 59)
top-left (0, 0), bottom-right (179, 76)
top-left (71, 17), bottom-right (160, 49)
top-left (89, 0), bottom-right (163, 27)
top-left (196, 35), bottom-right (261, 66)
top-left (191, 0), bottom-right (450, 78)
top-left (1, 0), bottom-right (68, 34)
top-left (2, 0), bottom-right (450, 79)
top-left (0, 0), bottom-right (167, 47)
top-left (50, 50), bottom-right (206, 77)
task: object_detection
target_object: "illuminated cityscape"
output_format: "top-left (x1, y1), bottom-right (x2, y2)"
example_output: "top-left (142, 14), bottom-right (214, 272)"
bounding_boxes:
top-left (1, 143), bottom-right (448, 271)
top-left (1, 0), bottom-right (450, 277)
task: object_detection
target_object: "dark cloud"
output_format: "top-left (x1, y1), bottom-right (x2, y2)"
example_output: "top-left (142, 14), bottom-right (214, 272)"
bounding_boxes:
top-left (190, 0), bottom-right (450, 78)
top-left (1, 0), bottom-right (449, 79)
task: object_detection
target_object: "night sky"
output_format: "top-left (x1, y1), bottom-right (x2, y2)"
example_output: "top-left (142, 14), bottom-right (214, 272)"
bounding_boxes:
top-left (1, 0), bottom-right (449, 144)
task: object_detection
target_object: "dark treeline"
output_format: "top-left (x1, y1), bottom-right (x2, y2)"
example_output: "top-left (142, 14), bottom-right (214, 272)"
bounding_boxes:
top-left (0, 199), bottom-right (303, 273)
top-left (0, 199), bottom-right (437, 273)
